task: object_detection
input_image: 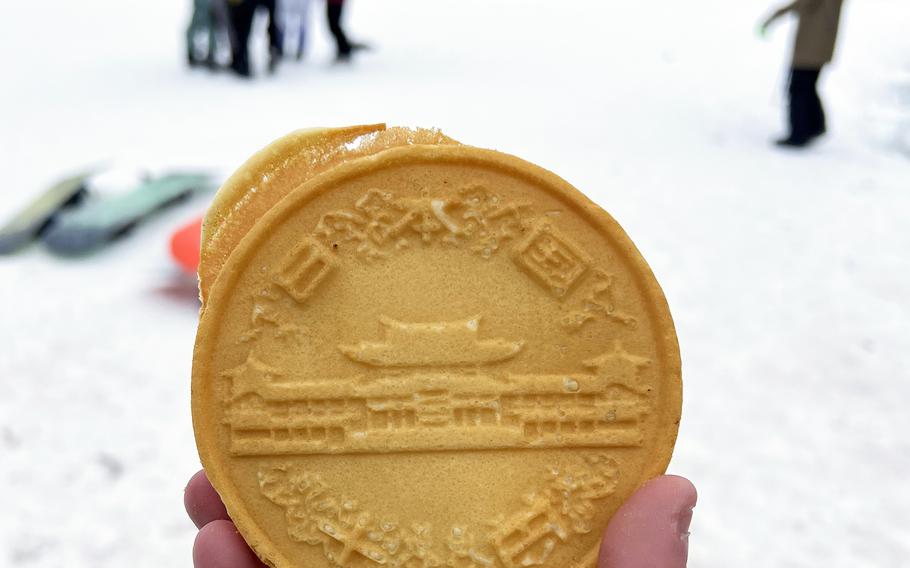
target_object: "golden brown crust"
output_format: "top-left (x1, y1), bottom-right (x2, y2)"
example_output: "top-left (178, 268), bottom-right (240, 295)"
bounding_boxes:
top-left (193, 140), bottom-right (681, 568)
top-left (199, 124), bottom-right (460, 303)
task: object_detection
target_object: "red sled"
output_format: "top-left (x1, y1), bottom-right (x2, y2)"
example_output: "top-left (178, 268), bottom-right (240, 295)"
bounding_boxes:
top-left (170, 216), bottom-right (202, 275)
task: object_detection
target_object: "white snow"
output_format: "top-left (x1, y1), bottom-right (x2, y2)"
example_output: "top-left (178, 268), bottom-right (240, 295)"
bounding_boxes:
top-left (1, 0), bottom-right (909, 567)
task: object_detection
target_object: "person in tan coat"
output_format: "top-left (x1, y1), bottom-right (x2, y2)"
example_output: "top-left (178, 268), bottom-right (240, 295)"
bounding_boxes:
top-left (762, 0), bottom-right (845, 147)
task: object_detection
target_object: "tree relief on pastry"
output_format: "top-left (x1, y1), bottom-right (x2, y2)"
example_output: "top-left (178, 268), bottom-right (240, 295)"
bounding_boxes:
top-left (259, 454), bottom-right (619, 568)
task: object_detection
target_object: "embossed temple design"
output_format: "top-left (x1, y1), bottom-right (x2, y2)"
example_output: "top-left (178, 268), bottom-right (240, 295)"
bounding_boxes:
top-left (223, 318), bottom-right (651, 456)
top-left (339, 316), bottom-right (524, 367)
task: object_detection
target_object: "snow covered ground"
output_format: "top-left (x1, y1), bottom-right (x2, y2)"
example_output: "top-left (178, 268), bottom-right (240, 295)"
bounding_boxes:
top-left (1, 0), bottom-right (909, 566)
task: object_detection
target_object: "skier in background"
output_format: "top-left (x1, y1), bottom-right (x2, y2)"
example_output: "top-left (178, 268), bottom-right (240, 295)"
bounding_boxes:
top-left (186, 0), bottom-right (231, 68)
top-left (761, 0), bottom-right (845, 148)
top-left (227, 0), bottom-right (283, 77)
top-left (327, 0), bottom-right (367, 62)
top-left (279, 0), bottom-right (311, 61)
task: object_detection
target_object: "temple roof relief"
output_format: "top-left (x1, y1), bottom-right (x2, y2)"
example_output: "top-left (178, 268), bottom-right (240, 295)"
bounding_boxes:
top-left (338, 316), bottom-right (524, 367)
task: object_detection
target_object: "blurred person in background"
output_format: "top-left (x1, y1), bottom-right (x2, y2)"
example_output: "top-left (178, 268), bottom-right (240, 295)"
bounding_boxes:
top-left (227, 0), bottom-right (254, 76)
top-left (227, 0), bottom-right (284, 77)
top-left (762, 0), bottom-right (845, 148)
top-left (261, 0), bottom-right (284, 73)
top-left (327, 0), bottom-right (368, 63)
top-left (186, 0), bottom-right (232, 68)
top-left (279, 0), bottom-right (311, 61)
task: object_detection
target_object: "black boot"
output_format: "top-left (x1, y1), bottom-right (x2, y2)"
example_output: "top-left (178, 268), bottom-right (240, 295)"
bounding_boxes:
top-left (776, 68), bottom-right (822, 149)
top-left (775, 135), bottom-right (812, 148)
top-left (807, 87), bottom-right (827, 140)
top-left (230, 57), bottom-right (251, 78)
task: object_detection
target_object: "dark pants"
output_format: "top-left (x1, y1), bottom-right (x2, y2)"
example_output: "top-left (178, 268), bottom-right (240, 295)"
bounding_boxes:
top-left (228, 0), bottom-right (282, 75)
top-left (327, 1), bottom-right (351, 57)
top-left (261, 0), bottom-right (282, 55)
top-left (787, 67), bottom-right (826, 142)
top-left (228, 1), bottom-right (255, 74)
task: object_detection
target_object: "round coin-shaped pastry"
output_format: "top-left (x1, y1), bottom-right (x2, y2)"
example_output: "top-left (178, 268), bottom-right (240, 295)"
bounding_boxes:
top-left (193, 125), bottom-right (681, 568)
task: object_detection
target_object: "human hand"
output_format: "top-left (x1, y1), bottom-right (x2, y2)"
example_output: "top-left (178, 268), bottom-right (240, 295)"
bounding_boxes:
top-left (185, 470), bottom-right (696, 568)
top-left (184, 470), bottom-right (267, 568)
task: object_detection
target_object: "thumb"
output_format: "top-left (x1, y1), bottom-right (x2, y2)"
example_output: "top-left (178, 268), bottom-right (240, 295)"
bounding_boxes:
top-left (597, 475), bottom-right (697, 568)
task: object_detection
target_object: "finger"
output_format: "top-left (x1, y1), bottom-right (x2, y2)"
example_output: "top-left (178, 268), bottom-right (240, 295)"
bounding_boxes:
top-left (193, 519), bottom-right (267, 568)
top-left (185, 469), bottom-right (230, 529)
top-left (598, 475), bottom-right (697, 568)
